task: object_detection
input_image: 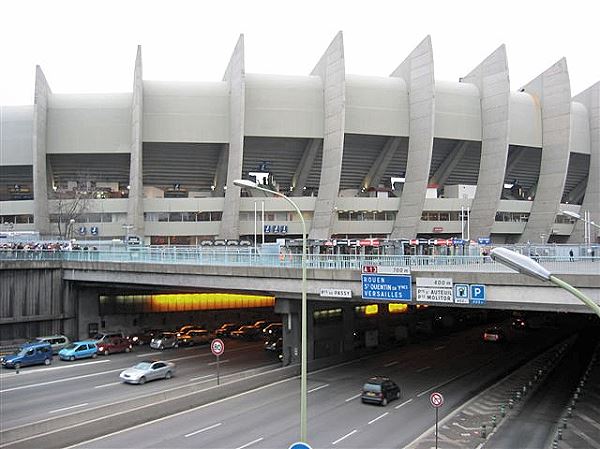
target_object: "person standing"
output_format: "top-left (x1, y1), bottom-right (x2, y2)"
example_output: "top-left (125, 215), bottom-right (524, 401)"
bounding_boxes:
top-left (569, 249), bottom-right (574, 261)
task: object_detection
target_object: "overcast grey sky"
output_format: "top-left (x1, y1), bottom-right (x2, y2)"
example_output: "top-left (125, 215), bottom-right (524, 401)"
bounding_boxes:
top-left (1, 0), bottom-right (598, 105)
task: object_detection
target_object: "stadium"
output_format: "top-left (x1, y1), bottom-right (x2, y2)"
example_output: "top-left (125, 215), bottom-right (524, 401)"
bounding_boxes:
top-left (1, 33), bottom-right (598, 247)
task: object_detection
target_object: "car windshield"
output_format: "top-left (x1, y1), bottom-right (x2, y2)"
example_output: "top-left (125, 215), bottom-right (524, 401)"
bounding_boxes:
top-left (363, 383), bottom-right (382, 393)
top-left (12, 349), bottom-right (25, 356)
top-left (134, 362), bottom-right (152, 370)
top-left (156, 333), bottom-right (170, 339)
top-left (64, 343), bottom-right (77, 350)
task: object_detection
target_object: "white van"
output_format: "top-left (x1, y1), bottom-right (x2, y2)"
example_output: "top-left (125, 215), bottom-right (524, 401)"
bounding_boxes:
top-left (35, 335), bottom-right (71, 354)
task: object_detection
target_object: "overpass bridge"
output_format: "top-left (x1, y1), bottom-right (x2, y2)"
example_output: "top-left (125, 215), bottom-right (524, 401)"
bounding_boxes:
top-left (1, 249), bottom-right (598, 362)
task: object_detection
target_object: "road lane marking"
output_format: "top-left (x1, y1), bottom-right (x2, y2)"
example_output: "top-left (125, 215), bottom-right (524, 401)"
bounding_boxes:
top-left (434, 345), bottom-right (446, 351)
top-left (235, 437), bottom-right (264, 449)
top-left (332, 430), bottom-right (357, 445)
top-left (208, 359), bottom-right (229, 366)
top-left (384, 361), bottom-right (398, 367)
top-left (184, 422), bottom-right (222, 438)
top-left (308, 383), bottom-right (329, 393)
top-left (49, 403), bottom-right (88, 414)
top-left (368, 412), bottom-right (388, 424)
top-left (395, 398), bottom-right (413, 409)
top-left (0, 359), bottom-right (111, 378)
top-left (417, 366), bottom-right (431, 373)
top-left (0, 368), bottom-right (125, 393)
top-left (189, 374), bottom-right (214, 382)
top-left (94, 382), bottom-right (122, 389)
top-left (345, 393), bottom-right (361, 402)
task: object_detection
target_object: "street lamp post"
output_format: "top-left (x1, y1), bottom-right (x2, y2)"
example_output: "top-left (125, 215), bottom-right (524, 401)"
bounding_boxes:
top-left (562, 210), bottom-right (600, 245)
top-left (490, 247), bottom-right (600, 318)
top-left (234, 179), bottom-right (308, 443)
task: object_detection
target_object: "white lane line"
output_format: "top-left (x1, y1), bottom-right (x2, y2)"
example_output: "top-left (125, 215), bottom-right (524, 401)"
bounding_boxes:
top-left (235, 437), bottom-right (264, 449)
top-left (49, 402), bottom-right (88, 414)
top-left (368, 412), bottom-right (388, 425)
top-left (189, 374), bottom-right (214, 382)
top-left (417, 366), bottom-right (431, 373)
top-left (136, 353), bottom-right (156, 358)
top-left (0, 368), bottom-right (125, 393)
top-left (184, 422), bottom-right (222, 438)
top-left (345, 393), bottom-right (361, 402)
top-left (417, 386), bottom-right (436, 397)
top-left (384, 361), bottom-right (398, 367)
top-left (94, 382), bottom-right (122, 389)
top-left (308, 383), bottom-right (329, 393)
top-left (434, 345), bottom-right (446, 351)
top-left (332, 429), bottom-right (357, 445)
top-left (208, 359), bottom-right (229, 366)
top-left (395, 398), bottom-right (413, 409)
top-left (0, 359), bottom-right (110, 377)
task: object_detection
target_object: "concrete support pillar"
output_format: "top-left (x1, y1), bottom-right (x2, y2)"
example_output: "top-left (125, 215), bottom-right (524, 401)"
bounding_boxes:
top-left (275, 298), bottom-right (301, 365)
top-left (32, 66), bottom-right (51, 236)
top-left (461, 45), bottom-right (511, 239)
top-left (219, 35), bottom-right (246, 240)
top-left (390, 36), bottom-right (435, 239)
top-left (291, 139), bottom-right (321, 197)
top-left (519, 59), bottom-right (572, 243)
top-left (213, 144), bottom-right (229, 197)
top-left (77, 288), bottom-right (100, 340)
top-left (308, 32), bottom-right (346, 240)
top-left (127, 46), bottom-right (145, 239)
top-left (569, 83), bottom-right (599, 243)
top-left (342, 303), bottom-right (355, 353)
top-left (362, 137), bottom-right (402, 189)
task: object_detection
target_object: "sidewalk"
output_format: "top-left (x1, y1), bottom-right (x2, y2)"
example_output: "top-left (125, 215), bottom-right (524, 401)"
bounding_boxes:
top-left (406, 338), bottom-right (574, 449)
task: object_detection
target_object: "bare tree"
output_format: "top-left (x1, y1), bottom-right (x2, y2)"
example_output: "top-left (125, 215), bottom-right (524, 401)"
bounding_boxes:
top-left (51, 174), bottom-right (100, 239)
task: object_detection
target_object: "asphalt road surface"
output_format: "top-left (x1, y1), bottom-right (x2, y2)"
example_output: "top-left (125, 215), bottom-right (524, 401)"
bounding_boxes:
top-left (68, 324), bottom-right (568, 449)
top-left (0, 339), bottom-right (277, 430)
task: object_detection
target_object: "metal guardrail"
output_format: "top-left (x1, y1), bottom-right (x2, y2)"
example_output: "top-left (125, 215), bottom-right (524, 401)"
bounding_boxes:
top-left (0, 249), bottom-right (598, 274)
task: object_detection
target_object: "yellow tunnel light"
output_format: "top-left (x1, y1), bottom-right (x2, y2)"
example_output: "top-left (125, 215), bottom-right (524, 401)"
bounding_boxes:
top-left (364, 304), bottom-right (379, 315)
top-left (388, 303), bottom-right (408, 314)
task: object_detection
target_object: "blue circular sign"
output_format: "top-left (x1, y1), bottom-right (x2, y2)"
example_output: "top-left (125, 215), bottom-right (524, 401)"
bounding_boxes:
top-left (289, 443), bottom-right (312, 449)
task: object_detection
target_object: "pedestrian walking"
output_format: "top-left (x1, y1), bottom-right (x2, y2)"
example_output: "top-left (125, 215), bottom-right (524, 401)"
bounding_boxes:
top-left (569, 249), bottom-right (574, 261)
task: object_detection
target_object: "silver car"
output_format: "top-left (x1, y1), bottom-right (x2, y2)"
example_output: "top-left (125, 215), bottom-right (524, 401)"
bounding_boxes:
top-left (149, 332), bottom-right (179, 350)
top-left (119, 360), bottom-right (176, 384)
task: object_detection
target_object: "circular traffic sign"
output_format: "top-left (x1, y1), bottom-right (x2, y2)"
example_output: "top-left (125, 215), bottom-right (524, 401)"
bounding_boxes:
top-left (288, 443), bottom-right (312, 449)
top-left (211, 338), bottom-right (225, 356)
top-left (430, 392), bottom-right (444, 408)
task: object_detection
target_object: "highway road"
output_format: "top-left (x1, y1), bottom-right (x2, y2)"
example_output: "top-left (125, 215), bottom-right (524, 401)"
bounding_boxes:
top-left (68, 323), bottom-right (572, 449)
top-left (0, 340), bottom-right (278, 430)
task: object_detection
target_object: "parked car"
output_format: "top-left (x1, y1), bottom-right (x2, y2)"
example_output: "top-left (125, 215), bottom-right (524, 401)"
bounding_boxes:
top-left (231, 325), bottom-right (261, 340)
top-left (150, 332), bottom-right (179, 350)
top-left (178, 329), bottom-right (212, 346)
top-left (129, 329), bottom-right (163, 346)
top-left (176, 325), bottom-right (199, 338)
top-left (361, 376), bottom-right (401, 406)
top-left (262, 323), bottom-right (283, 339)
top-left (215, 323), bottom-right (239, 338)
top-left (119, 360), bottom-right (176, 385)
top-left (251, 320), bottom-right (270, 331)
top-left (97, 337), bottom-right (133, 355)
top-left (93, 332), bottom-right (125, 346)
top-left (35, 335), bottom-right (71, 354)
top-left (511, 317), bottom-right (528, 330)
top-left (59, 341), bottom-right (98, 361)
top-left (483, 326), bottom-right (506, 342)
top-left (1, 341), bottom-right (53, 369)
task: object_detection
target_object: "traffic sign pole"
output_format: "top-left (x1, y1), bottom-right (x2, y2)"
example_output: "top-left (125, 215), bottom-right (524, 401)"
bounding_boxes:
top-left (211, 339), bottom-right (225, 386)
top-left (216, 354), bottom-right (220, 385)
top-left (429, 392), bottom-right (444, 449)
top-left (435, 407), bottom-right (438, 449)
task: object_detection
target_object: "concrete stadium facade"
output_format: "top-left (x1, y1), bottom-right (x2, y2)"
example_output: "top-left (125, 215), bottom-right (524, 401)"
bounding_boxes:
top-left (1, 33), bottom-right (599, 245)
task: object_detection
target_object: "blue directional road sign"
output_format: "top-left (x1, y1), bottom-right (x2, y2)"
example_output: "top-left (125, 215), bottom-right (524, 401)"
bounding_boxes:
top-left (454, 284), bottom-right (470, 304)
top-left (361, 273), bottom-right (412, 301)
top-left (470, 284), bottom-right (486, 305)
top-left (289, 443), bottom-right (313, 449)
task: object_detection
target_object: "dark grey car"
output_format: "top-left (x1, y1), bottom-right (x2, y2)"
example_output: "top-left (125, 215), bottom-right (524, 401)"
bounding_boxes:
top-left (149, 332), bottom-right (179, 350)
top-left (361, 376), bottom-right (401, 406)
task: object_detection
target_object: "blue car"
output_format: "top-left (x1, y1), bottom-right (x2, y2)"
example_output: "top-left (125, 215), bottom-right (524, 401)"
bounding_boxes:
top-left (1, 341), bottom-right (53, 369)
top-left (58, 341), bottom-right (98, 361)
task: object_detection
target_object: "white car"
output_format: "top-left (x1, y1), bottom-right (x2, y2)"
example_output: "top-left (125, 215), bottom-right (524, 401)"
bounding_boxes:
top-left (119, 360), bottom-right (176, 385)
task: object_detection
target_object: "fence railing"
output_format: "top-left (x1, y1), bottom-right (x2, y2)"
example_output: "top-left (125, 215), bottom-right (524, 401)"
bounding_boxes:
top-left (1, 248), bottom-right (597, 275)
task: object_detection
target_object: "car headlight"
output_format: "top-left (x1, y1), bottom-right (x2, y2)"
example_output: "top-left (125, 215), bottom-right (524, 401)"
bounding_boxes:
top-left (98, 347), bottom-right (104, 351)
top-left (132, 336), bottom-right (138, 342)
